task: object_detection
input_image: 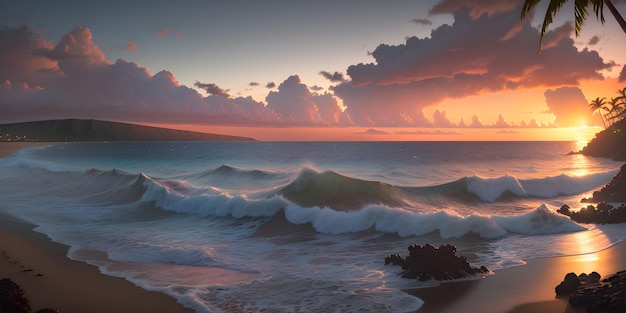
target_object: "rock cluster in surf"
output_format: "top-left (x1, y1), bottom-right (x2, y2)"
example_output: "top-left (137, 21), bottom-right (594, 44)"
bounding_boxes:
top-left (384, 244), bottom-right (489, 281)
top-left (555, 271), bottom-right (626, 313)
top-left (557, 202), bottom-right (626, 224)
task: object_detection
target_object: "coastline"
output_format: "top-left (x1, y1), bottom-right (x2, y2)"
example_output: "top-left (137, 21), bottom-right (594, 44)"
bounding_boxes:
top-left (0, 214), bottom-right (193, 313)
top-left (1, 142), bottom-right (193, 313)
top-left (407, 240), bottom-right (626, 313)
top-left (0, 142), bottom-right (57, 158)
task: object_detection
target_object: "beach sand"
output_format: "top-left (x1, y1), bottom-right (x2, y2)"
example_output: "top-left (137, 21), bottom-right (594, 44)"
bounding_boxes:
top-left (408, 240), bottom-right (626, 313)
top-left (1, 142), bottom-right (193, 313)
top-left (0, 214), bottom-right (194, 313)
top-left (0, 142), bottom-right (56, 158)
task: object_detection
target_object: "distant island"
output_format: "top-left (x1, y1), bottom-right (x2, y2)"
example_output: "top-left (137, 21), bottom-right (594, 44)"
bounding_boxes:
top-left (0, 119), bottom-right (256, 142)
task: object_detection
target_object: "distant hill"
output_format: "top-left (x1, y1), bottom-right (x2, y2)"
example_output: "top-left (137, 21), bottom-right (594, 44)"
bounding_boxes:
top-left (0, 119), bottom-right (256, 142)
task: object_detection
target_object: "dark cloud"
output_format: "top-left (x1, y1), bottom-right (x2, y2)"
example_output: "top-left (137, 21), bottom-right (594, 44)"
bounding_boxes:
top-left (588, 35), bottom-right (600, 45)
top-left (429, 0), bottom-right (521, 19)
top-left (411, 18), bottom-right (432, 26)
top-left (194, 81), bottom-right (231, 98)
top-left (266, 82), bottom-right (276, 89)
top-left (620, 65), bottom-right (626, 83)
top-left (310, 85), bottom-right (324, 91)
top-left (249, 81), bottom-right (260, 86)
top-left (334, 3), bottom-right (611, 127)
top-left (319, 71), bottom-right (345, 83)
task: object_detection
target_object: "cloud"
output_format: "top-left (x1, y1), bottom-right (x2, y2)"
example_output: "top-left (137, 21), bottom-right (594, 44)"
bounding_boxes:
top-left (497, 130), bottom-right (520, 134)
top-left (356, 128), bottom-right (390, 135)
top-left (319, 71), bottom-right (345, 83)
top-left (411, 18), bottom-right (432, 26)
top-left (429, 0), bottom-right (521, 19)
top-left (620, 65), bottom-right (626, 83)
top-left (194, 81), bottom-right (231, 98)
top-left (588, 35), bottom-right (600, 45)
top-left (396, 129), bottom-right (462, 135)
top-left (266, 82), bottom-right (276, 89)
top-left (543, 87), bottom-right (590, 127)
top-left (333, 3), bottom-right (611, 127)
top-left (156, 29), bottom-right (171, 38)
top-left (265, 75), bottom-right (350, 126)
top-left (432, 109), bottom-right (456, 127)
top-left (123, 41), bottom-right (139, 51)
top-left (249, 81), bottom-right (260, 86)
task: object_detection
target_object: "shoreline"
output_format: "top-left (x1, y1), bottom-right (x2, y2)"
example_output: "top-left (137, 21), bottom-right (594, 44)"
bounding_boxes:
top-left (407, 240), bottom-right (626, 313)
top-left (0, 142), bottom-right (58, 158)
top-left (0, 214), bottom-right (194, 313)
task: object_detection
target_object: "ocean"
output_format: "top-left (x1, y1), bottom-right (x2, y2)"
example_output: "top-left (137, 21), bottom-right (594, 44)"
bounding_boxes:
top-left (0, 141), bottom-right (624, 312)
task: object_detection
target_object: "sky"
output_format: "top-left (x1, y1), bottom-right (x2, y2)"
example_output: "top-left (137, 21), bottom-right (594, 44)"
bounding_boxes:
top-left (1, 0), bottom-right (626, 141)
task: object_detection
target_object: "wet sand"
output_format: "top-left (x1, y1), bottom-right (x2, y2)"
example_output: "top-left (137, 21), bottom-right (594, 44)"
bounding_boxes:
top-left (0, 214), bottom-right (194, 313)
top-left (408, 240), bottom-right (626, 313)
top-left (0, 142), bottom-right (55, 158)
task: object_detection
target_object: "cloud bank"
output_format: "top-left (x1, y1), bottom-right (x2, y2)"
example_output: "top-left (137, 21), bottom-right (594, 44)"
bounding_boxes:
top-left (0, 1), bottom-right (616, 128)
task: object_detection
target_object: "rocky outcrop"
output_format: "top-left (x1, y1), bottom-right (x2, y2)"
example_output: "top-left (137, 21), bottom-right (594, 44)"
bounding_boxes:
top-left (0, 278), bottom-right (60, 313)
top-left (581, 119), bottom-right (626, 161)
top-left (557, 203), bottom-right (626, 224)
top-left (555, 271), bottom-right (626, 313)
top-left (384, 244), bottom-right (490, 281)
top-left (0, 278), bottom-right (30, 313)
top-left (585, 164), bottom-right (626, 203)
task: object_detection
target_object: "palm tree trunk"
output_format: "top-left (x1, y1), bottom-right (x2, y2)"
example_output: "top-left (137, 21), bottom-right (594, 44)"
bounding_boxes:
top-left (605, 0), bottom-right (626, 34)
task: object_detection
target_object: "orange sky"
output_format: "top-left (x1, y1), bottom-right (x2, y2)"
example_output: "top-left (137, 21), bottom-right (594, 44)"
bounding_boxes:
top-left (1, 1), bottom-right (625, 141)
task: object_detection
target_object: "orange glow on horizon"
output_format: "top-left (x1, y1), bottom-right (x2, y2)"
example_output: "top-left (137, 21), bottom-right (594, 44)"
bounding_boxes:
top-left (139, 123), bottom-right (602, 142)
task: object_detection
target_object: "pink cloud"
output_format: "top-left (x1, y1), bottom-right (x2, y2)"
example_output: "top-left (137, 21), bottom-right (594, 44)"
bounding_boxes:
top-left (123, 41), bottom-right (139, 51)
top-left (156, 29), bottom-right (171, 38)
top-left (265, 75), bottom-right (350, 126)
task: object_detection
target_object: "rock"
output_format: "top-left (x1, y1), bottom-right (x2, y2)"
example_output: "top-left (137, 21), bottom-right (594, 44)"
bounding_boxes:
top-left (384, 244), bottom-right (489, 281)
top-left (557, 202), bottom-right (626, 224)
top-left (589, 164), bottom-right (626, 203)
top-left (0, 278), bottom-right (31, 313)
top-left (555, 272), bottom-right (580, 296)
top-left (555, 271), bottom-right (626, 312)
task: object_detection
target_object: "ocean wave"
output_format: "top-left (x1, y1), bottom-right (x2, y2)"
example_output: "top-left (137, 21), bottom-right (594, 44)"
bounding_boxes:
top-left (283, 202), bottom-right (585, 239)
top-left (279, 167), bottom-right (408, 211)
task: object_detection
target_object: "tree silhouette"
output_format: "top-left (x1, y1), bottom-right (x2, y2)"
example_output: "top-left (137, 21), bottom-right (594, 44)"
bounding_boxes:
top-left (589, 97), bottom-right (608, 128)
top-left (521, 0), bottom-right (626, 50)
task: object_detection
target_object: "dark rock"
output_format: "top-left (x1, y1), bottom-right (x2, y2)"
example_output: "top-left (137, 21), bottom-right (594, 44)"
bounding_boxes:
top-left (555, 272), bottom-right (580, 296)
top-left (557, 271), bottom-right (626, 312)
top-left (557, 202), bottom-right (626, 224)
top-left (0, 278), bottom-right (31, 313)
top-left (589, 164), bottom-right (626, 203)
top-left (384, 244), bottom-right (489, 281)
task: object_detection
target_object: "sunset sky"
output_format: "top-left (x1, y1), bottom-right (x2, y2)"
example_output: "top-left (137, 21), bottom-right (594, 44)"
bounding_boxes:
top-left (1, 0), bottom-right (625, 141)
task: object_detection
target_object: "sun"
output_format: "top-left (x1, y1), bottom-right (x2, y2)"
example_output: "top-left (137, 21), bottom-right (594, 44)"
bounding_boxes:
top-left (578, 118), bottom-right (588, 127)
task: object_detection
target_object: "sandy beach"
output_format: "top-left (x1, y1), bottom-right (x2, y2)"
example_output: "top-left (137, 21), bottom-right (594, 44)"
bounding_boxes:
top-left (0, 142), bottom-right (56, 158)
top-left (0, 214), bottom-right (194, 313)
top-left (408, 240), bottom-right (626, 313)
top-left (1, 142), bottom-right (193, 313)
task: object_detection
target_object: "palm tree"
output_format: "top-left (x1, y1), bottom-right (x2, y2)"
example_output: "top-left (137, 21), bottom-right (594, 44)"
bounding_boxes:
top-left (605, 97), bottom-right (625, 126)
top-left (589, 97), bottom-right (608, 128)
top-left (521, 0), bottom-right (626, 49)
